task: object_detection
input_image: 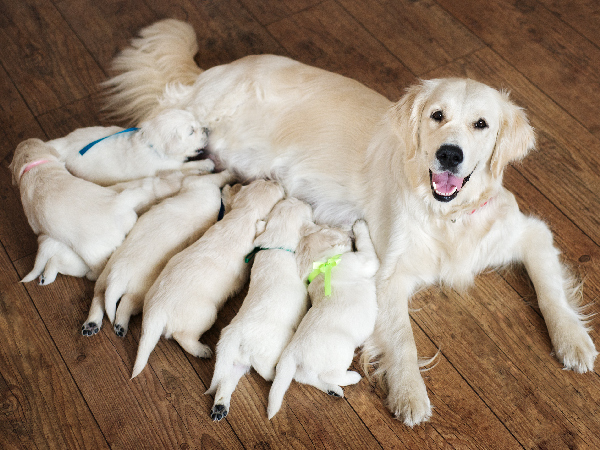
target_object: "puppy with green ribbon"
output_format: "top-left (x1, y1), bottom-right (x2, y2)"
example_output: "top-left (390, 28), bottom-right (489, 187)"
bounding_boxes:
top-left (268, 220), bottom-right (380, 418)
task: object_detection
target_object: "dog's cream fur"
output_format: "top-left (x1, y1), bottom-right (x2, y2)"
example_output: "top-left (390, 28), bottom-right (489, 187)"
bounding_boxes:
top-left (81, 170), bottom-right (235, 337)
top-left (48, 108), bottom-right (213, 186)
top-left (131, 179), bottom-right (285, 378)
top-left (267, 220), bottom-right (379, 419)
top-left (105, 19), bottom-right (598, 426)
top-left (206, 197), bottom-right (314, 421)
top-left (10, 138), bottom-right (187, 281)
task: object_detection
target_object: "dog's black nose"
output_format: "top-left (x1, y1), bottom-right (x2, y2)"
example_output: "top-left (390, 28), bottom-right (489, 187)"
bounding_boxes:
top-left (436, 144), bottom-right (463, 170)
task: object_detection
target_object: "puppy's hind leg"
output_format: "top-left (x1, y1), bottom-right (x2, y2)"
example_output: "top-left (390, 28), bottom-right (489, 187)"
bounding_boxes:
top-left (209, 363), bottom-right (249, 422)
top-left (295, 369), bottom-right (344, 398)
top-left (82, 293), bottom-right (104, 336)
top-left (114, 294), bottom-right (143, 337)
top-left (172, 331), bottom-right (212, 359)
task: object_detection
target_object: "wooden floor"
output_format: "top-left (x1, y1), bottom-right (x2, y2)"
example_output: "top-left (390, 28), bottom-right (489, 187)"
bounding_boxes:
top-left (1, 0), bottom-right (600, 448)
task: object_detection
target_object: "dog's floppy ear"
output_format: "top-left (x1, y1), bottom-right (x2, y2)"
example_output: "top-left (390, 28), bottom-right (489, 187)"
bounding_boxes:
top-left (490, 92), bottom-right (536, 178)
top-left (388, 80), bottom-right (432, 159)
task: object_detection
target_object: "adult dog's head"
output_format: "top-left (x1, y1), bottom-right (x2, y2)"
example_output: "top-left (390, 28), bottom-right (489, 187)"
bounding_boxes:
top-left (137, 108), bottom-right (208, 161)
top-left (388, 78), bottom-right (535, 216)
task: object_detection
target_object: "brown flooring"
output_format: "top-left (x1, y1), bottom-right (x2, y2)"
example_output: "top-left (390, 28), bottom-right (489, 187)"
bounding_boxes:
top-left (1, 0), bottom-right (600, 448)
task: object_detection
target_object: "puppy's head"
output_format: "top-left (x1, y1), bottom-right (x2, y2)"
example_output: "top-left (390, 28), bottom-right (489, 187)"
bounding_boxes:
top-left (254, 197), bottom-right (314, 250)
top-left (138, 108), bottom-right (208, 161)
top-left (296, 224), bottom-right (352, 280)
top-left (230, 179), bottom-right (285, 217)
top-left (9, 138), bottom-right (60, 186)
top-left (389, 78), bottom-right (535, 214)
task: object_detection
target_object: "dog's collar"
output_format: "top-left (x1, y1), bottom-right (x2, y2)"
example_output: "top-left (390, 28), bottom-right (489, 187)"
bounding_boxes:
top-left (244, 246), bottom-right (295, 263)
top-left (451, 197), bottom-right (494, 223)
top-left (307, 254), bottom-right (342, 297)
top-left (78, 127), bottom-right (139, 156)
top-left (19, 159), bottom-right (51, 179)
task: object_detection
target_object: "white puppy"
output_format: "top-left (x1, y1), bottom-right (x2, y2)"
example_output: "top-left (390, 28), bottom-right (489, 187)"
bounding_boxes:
top-left (21, 234), bottom-right (91, 285)
top-left (131, 179), bottom-right (285, 378)
top-left (206, 197), bottom-right (314, 421)
top-left (267, 219), bottom-right (379, 419)
top-left (103, 20), bottom-right (597, 426)
top-left (81, 170), bottom-right (236, 337)
top-left (10, 138), bottom-right (187, 280)
top-left (48, 108), bottom-right (213, 185)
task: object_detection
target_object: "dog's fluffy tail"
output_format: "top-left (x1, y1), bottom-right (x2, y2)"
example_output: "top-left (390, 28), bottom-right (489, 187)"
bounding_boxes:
top-left (102, 19), bottom-right (202, 124)
top-left (131, 313), bottom-right (166, 379)
top-left (267, 355), bottom-right (296, 419)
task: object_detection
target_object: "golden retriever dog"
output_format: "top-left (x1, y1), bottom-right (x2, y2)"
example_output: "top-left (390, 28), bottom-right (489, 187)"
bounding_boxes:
top-left (130, 180), bottom-right (284, 379)
top-left (267, 219), bottom-right (379, 419)
top-left (81, 170), bottom-right (235, 337)
top-left (10, 138), bottom-right (188, 281)
top-left (206, 197), bottom-right (314, 422)
top-left (104, 19), bottom-right (597, 426)
top-left (47, 108), bottom-right (213, 186)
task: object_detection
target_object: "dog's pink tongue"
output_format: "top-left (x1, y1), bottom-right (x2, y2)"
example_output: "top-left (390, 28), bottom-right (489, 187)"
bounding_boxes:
top-left (432, 172), bottom-right (464, 195)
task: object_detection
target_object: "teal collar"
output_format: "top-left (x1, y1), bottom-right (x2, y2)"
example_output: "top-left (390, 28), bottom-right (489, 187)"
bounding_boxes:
top-left (79, 127), bottom-right (139, 155)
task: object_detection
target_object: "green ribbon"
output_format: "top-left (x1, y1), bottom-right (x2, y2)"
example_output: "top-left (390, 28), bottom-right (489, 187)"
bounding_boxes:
top-left (244, 247), bottom-right (295, 263)
top-left (307, 254), bottom-right (341, 297)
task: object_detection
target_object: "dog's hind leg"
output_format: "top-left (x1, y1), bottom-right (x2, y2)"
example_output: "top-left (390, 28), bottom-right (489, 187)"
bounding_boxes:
top-left (319, 369), bottom-right (362, 387)
top-left (82, 293), bottom-right (105, 336)
top-left (113, 293), bottom-right (143, 337)
top-left (295, 369), bottom-right (344, 398)
top-left (172, 331), bottom-right (212, 358)
top-left (209, 363), bottom-right (249, 422)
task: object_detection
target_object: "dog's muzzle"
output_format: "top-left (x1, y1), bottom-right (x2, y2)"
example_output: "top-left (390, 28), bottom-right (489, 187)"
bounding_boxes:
top-left (430, 145), bottom-right (470, 203)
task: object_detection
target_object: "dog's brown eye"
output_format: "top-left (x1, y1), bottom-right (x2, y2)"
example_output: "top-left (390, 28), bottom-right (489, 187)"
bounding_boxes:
top-left (474, 118), bottom-right (488, 129)
top-left (431, 110), bottom-right (444, 122)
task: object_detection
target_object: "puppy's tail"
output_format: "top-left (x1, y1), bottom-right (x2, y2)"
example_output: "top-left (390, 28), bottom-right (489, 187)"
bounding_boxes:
top-left (131, 313), bottom-right (166, 379)
top-left (267, 356), bottom-right (296, 419)
top-left (102, 19), bottom-right (202, 124)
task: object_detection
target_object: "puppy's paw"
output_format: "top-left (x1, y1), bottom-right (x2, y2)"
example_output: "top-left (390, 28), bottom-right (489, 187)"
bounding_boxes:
top-left (81, 322), bottom-right (100, 336)
top-left (387, 381), bottom-right (432, 427)
top-left (195, 343), bottom-right (212, 359)
top-left (327, 390), bottom-right (342, 398)
top-left (210, 404), bottom-right (228, 422)
top-left (552, 323), bottom-right (598, 373)
top-left (114, 323), bottom-right (127, 338)
top-left (326, 385), bottom-right (344, 398)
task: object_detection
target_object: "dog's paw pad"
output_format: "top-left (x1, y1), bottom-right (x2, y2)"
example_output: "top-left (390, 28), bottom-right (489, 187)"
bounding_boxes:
top-left (38, 275), bottom-right (46, 285)
top-left (114, 324), bottom-right (127, 337)
top-left (327, 390), bottom-right (341, 398)
top-left (81, 322), bottom-right (100, 336)
top-left (210, 404), bottom-right (228, 422)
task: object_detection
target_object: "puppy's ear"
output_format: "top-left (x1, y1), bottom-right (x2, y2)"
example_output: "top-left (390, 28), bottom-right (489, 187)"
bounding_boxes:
top-left (388, 80), bottom-right (431, 160)
top-left (490, 92), bottom-right (536, 178)
top-left (300, 222), bottom-right (321, 237)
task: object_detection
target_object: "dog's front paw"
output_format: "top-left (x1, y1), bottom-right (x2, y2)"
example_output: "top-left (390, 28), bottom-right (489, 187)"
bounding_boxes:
top-left (210, 404), bottom-right (228, 422)
top-left (552, 322), bottom-right (598, 373)
top-left (81, 321), bottom-right (100, 336)
top-left (387, 377), bottom-right (431, 427)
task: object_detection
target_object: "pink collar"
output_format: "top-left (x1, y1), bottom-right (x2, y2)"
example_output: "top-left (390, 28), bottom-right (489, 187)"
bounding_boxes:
top-left (469, 198), bottom-right (492, 215)
top-left (19, 159), bottom-right (51, 179)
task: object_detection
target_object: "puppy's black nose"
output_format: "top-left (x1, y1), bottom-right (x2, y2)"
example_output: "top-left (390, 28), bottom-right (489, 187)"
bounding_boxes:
top-left (436, 144), bottom-right (463, 170)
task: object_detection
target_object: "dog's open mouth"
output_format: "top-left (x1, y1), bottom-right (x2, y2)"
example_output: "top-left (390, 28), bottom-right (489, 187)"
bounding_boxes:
top-left (429, 170), bottom-right (471, 202)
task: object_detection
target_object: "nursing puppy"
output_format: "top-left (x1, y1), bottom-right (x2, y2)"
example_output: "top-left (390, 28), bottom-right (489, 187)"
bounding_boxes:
top-left (21, 234), bottom-right (91, 285)
top-left (81, 170), bottom-right (235, 337)
top-left (267, 220), bottom-right (378, 419)
top-left (48, 108), bottom-right (213, 186)
top-left (104, 19), bottom-right (597, 426)
top-left (10, 138), bottom-right (187, 280)
top-left (206, 197), bottom-right (314, 422)
top-left (131, 179), bottom-right (285, 378)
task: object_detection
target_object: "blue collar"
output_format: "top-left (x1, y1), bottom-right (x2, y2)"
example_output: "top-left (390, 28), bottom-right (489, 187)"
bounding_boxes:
top-left (79, 127), bottom-right (139, 155)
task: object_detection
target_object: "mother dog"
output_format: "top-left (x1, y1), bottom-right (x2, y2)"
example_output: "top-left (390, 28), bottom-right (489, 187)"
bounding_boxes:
top-left (103, 19), bottom-right (597, 426)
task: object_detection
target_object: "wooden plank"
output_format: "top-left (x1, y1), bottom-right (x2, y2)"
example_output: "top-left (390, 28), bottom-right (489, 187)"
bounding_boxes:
top-left (0, 248), bottom-right (108, 449)
top-left (538, 0), bottom-right (600, 49)
top-left (337, 0), bottom-right (484, 76)
top-left (421, 47), bottom-right (600, 246)
top-left (238, 0), bottom-right (323, 26)
top-left (143, 0), bottom-right (284, 70)
top-left (267, 0), bottom-right (416, 102)
top-left (0, 0), bottom-right (106, 116)
top-left (13, 257), bottom-right (202, 448)
top-left (437, 0), bottom-right (600, 138)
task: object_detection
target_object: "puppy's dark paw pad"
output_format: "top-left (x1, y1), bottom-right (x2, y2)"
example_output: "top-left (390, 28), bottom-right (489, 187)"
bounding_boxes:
top-left (210, 404), bottom-right (228, 422)
top-left (114, 324), bottom-right (127, 337)
top-left (81, 322), bottom-right (100, 336)
top-left (38, 275), bottom-right (46, 285)
top-left (327, 390), bottom-right (341, 398)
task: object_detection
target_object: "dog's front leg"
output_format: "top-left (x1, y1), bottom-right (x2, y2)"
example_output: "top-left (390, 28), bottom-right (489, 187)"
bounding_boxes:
top-left (374, 272), bottom-right (431, 427)
top-left (519, 217), bottom-right (597, 372)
